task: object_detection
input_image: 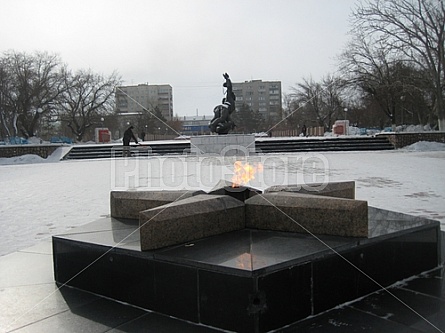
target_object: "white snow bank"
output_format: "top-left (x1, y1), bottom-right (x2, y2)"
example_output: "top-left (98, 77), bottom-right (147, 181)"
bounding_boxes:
top-left (402, 141), bottom-right (445, 152)
top-left (396, 124), bottom-right (433, 132)
top-left (0, 146), bottom-right (71, 165)
top-left (0, 154), bottom-right (47, 165)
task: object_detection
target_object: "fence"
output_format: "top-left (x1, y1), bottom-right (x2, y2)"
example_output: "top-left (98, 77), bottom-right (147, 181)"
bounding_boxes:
top-left (0, 144), bottom-right (63, 158)
top-left (269, 127), bottom-right (324, 137)
top-left (142, 134), bottom-right (178, 141)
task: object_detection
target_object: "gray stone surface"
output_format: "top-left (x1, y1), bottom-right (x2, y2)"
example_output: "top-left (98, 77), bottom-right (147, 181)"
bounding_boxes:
top-left (264, 181), bottom-right (355, 199)
top-left (190, 134), bottom-right (255, 155)
top-left (110, 190), bottom-right (194, 219)
top-left (139, 194), bottom-right (245, 250)
top-left (245, 192), bottom-right (368, 237)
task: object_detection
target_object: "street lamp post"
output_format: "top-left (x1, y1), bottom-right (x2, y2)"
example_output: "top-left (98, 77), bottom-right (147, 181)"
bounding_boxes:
top-left (36, 108), bottom-right (43, 138)
top-left (400, 96), bottom-right (405, 125)
top-left (343, 108), bottom-right (348, 135)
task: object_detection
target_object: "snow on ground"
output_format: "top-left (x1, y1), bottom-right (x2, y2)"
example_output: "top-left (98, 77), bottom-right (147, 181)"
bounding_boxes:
top-left (402, 141), bottom-right (445, 152)
top-left (0, 142), bottom-right (444, 257)
top-left (0, 146), bottom-right (71, 165)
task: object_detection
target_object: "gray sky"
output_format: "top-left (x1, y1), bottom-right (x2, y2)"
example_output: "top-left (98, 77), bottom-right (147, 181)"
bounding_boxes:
top-left (0, 0), bottom-right (357, 117)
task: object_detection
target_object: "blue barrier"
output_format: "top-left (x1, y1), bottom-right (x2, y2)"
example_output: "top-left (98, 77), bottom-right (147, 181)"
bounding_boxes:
top-left (9, 137), bottom-right (28, 144)
top-left (50, 136), bottom-right (73, 144)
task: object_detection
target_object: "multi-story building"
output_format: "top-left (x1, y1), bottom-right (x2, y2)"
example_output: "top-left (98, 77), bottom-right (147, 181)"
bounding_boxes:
top-left (115, 84), bottom-right (173, 120)
top-left (232, 80), bottom-right (282, 120)
top-left (180, 115), bottom-right (213, 135)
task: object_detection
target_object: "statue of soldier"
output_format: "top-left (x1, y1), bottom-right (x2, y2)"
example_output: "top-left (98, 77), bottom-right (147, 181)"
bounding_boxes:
top-left (209, 73), bottom-right (236, 134)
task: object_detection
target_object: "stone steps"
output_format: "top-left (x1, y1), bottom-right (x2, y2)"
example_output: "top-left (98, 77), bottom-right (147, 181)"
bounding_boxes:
top-left (63, 142), bottom-right (190, 160)
top-left (255, 136), bottom-right (394, 153)
top-left (62, 136), bottom-right (394, 160)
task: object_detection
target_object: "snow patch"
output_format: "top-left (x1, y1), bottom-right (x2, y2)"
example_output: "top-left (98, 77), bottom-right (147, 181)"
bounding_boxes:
top-left (396, 124), bottom-right (433, 132)
top-left (0, 146), bottom-right (70, 165)
top-left (0, 154), bottom-right (46, 165)
top-left (402, 141), bottom-right (445, 152)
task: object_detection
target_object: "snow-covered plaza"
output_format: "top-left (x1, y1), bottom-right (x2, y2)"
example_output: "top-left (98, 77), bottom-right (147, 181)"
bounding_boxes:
top-left (0, 141), bottom-right (444, 257)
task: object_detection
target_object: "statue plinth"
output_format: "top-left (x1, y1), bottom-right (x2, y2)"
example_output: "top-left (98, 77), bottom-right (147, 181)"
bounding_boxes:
top-left (190, 134), bottom-right (255, 155)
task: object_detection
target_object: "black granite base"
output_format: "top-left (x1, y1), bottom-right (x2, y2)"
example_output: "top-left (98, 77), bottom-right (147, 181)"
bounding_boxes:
top-left (52, 208), bottom-right (441, 333)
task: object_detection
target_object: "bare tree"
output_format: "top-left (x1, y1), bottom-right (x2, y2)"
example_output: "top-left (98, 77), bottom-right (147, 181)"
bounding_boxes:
top-left (290, 77), bottom-right (325, 128)
top-left (0, 60), bottom-right (12, 138)
top-left (340, 33), bottom-right (402, 129)
top-left (59, 70), bottom-right (122, 142)
top-left (322, 75), bottom-right (347, 129)
top-left (231, 103), bottom-right (264, 133)
top-left (0, 51), bottom-right (66, 138)
top-left (341, 27), bottom-right (436, 129)
top-left (352, 0), bottom-right (445, 130)
top-left (289, 75), bottom-right (346, 130)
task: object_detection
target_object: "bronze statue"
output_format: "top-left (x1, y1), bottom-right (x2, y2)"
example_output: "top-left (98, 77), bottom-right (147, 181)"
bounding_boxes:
top-left (209, 73), bottom-right (236, 134)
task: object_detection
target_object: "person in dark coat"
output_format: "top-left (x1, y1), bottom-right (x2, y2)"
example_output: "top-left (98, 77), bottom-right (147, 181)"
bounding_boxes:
top-left (301, 124), bottom-right (307, 137)
top-left (123, 126), bottom-right (138, 157)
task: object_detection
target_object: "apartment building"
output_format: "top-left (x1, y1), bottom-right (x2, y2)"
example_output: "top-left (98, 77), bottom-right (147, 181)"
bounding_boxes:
top-left (180, 115), bottom-right (213, 135)
top-left (115, 84), bottom-right (173, 120)
top-left (232, 80), bottom-right (282, 120)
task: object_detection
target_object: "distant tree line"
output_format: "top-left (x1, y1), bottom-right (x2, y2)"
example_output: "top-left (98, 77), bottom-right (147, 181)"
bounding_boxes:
top-left (282, 0), bottom-right (444, 132)
top-left (2, 0), bottom-right (443, 139)
top-left (0, 50), bottom-right (122, 141)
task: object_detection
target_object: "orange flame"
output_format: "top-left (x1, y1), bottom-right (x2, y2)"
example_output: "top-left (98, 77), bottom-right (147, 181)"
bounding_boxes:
top-left (231, 161), bottom-right (263, 188)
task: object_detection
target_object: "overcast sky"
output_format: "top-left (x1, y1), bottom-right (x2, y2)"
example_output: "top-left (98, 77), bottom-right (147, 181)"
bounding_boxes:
top-left (0, 0), bottom-right (357, 117)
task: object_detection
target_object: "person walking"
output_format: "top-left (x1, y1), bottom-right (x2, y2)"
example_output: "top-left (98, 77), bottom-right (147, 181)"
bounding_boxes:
top-left (301, 124), bottom-right (307, 137)
top-left (123, 126), bottom-right (138, 157)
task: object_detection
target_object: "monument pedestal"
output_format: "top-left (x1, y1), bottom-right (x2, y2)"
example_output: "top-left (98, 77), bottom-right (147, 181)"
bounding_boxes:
top-left (190, 134), bottom-right (255, 155)
top-left (52, 182), bottom-right (442, 332)
top-left (53, 216), bottom-right (441, 333)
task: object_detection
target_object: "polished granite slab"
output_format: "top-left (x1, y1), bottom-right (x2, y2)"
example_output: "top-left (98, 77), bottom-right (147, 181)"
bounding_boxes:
top-left (288, 267), bottom-right (445, 332)
top-left (52, 207), bottom-right (441, 332)
top-left (3, 240), bottom-right (444, 332)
